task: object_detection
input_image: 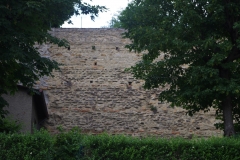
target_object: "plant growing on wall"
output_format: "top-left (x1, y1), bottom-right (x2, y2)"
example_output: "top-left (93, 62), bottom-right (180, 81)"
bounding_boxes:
top-left (119, 0), bottom-right (240, 136)
top-left (0, 0), bottom-right (106, 120)
top-left (149, 105), bottom-right (157, 113)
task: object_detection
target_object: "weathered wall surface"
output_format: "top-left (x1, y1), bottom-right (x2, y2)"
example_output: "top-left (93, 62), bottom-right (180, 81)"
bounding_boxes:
top-left (3, 87), bottom-right (33, 133)
top-left (37, 28), bottom-right (222, 138)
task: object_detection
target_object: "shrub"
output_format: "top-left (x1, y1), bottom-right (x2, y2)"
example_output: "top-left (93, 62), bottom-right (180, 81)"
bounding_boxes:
top-left (1, 129), bottom-right (240, 160)
top-left (0, 117), bottom-right (22, 133)
top-left (83, 134), bottom-right (240, 160)
top-left (0, 129), bottom-right (54, 160)
top-left (53, 127), bottom-right (84, 160)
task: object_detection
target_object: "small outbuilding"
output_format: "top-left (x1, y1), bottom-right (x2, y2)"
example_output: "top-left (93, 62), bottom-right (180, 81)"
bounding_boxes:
top-left (3, 85), bottom-right (48, 133)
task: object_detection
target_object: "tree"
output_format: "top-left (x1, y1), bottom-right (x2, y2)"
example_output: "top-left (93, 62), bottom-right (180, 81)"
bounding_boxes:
top-left (102, 11), bottom-right (122, 28)
top-left (108, 17), bottom-right (122, 28)
top-left (0, 0), bottom-right (106, 119)
top-left (119, 0), bottom-right (240, 136)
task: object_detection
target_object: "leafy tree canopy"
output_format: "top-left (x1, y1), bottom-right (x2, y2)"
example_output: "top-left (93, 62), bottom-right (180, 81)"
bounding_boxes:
top-left (108, 17), bottom-right (122, 28)
top-left (102, 11), bottom-right (122, 28)
top-left (0, 0), bottom-right (106, 118)
top-left (119, 0), bottom-right (240, 136)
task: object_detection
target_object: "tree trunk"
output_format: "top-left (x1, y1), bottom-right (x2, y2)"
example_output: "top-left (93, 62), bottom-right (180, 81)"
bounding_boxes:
top-left (222, 96), bottom-right (235, 136)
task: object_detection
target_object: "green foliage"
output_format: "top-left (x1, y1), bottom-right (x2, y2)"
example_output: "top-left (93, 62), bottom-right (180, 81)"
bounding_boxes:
top-left (0, 129), bottom-right (54, 160)
top-left (103, 10), bottom-right (123, 28)
top-left (108, 17), bottom-right (123, 28)
top-left (0, 117), bottom-right (22, 133)
top-left (1, 130), bottom-right (240, 160)
top-left (0, 0), bottom-right (106, 118)
top-left (0, 96), bottom-right (9, 120)
top-left (53, 127), bottom-right (84, 160)
top-left (76, 134), bottom-right (240, 160)
top-left (118, 0), bottom-right (240, 135)
top-left (149, 105), bottom-right (157, 113)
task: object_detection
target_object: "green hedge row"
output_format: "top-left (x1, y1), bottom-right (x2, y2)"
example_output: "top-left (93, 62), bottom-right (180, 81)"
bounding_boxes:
top-left (0, 129), bottom-right (240, 160)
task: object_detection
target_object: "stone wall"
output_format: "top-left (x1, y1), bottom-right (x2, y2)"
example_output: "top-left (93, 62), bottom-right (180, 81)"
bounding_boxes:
top-left (37, 28), bottom-right (222, 138)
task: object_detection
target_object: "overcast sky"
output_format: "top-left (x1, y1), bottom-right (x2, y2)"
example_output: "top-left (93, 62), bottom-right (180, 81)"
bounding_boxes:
top-left (61, 0), bottom-right (131, 28)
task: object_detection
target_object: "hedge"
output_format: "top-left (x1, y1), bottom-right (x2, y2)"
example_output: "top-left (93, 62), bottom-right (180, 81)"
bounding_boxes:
top-left (0, 129), bottom-right (240, 160)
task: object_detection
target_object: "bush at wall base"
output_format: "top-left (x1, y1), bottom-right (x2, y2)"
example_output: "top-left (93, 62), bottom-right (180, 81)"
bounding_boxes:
top-left (0, 118), bottom-right (22, 133)
top-left (0, 129), bottom-right (240, 160)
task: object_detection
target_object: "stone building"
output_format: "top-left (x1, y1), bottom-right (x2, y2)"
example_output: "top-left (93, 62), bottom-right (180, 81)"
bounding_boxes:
top-left (36, 28), bottom-right (222, 138)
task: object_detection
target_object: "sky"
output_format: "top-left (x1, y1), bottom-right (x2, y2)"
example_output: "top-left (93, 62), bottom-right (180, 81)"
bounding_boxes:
top-left (61, 0), bottom-right (131, 28)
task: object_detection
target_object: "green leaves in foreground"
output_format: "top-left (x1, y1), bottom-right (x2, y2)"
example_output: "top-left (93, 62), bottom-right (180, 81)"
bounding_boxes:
top-left (1, 130), bottom-right (240, 160)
